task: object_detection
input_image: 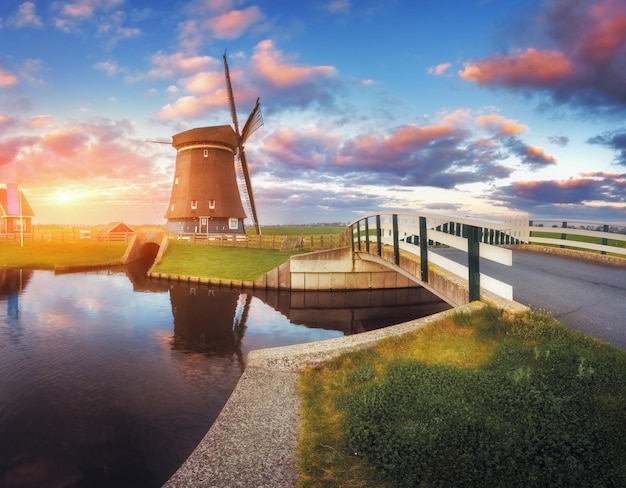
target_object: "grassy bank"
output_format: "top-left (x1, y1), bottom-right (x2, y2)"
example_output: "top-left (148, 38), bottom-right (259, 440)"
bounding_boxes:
top-left (0, 241), bottom-right (128, 269)
top-left (151, 239), bottom-right (302, 281)
top-left (298, 307), bottom-right (626, 487)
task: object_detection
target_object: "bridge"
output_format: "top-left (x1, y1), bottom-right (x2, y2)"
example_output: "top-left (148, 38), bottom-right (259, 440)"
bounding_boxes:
top-left (348, 212), bottom-right (626, 348)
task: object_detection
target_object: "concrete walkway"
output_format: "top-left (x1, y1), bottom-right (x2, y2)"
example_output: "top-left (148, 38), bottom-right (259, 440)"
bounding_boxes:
top-left (162, 304), bottom-right (486, 487)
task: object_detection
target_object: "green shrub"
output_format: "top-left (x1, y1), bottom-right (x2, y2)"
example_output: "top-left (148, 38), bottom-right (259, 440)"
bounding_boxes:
top-left (337, 312), bottom-right (626, 487)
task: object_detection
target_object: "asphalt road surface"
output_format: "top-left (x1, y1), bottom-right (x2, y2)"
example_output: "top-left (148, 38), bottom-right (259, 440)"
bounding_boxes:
top-left (432, 248), bottom-right (626, 351)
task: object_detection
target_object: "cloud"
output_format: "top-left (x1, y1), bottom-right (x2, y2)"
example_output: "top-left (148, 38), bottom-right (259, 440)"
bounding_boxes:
top-left (207, 6), bottom-right (264, 39)
top-left (504, 139), bottom-right (557, 169)
top-left (475, 114), bottom-right (528, 135)
top-left (460, 0), bottom-right (626, 113)
top-left (0, 68), bottom-right (19, 87)
top-left (587, 130), bottom-right (626, 165)
top-left (548, 135), bottom-right (570, 147)
top-left (146, 52), bottom-right (217, 79)
top-left (8, 2), bottom-right (43, 28)
top-left (250, 40), bottom-right (339, 108)
top-left (428, 63), bottom-right (452, 76)
top-left (325, 1), bottom-right (351, 14)
top-left (460, 48), bottom-right (573, 87)
top-left (257, 116), bottom-right (533, 191)
top-left (488, 173), bottom-right (625, 215)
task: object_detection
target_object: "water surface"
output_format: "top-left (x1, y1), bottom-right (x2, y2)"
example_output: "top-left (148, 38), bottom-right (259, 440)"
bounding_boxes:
top-left (0, 266), bottom-right (449, 487)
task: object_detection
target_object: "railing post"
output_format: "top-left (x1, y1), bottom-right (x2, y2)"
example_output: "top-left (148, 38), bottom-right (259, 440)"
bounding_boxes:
top-left (350, 224), bottom-right (355, 254)
top-left (601, 224), bottom-right (608, 255)
top-left (365, 218), bottom-right (370, 253)
top-left (376, 215), bottom-right (382, 256)
top-left (356, 220), bottom-right (361, 251)
top-left (561, 221), bottom-right (567, 248)
top-left (419, 216), bottom-right (428, 283)
top-left (467, 225), bottom-right (480, 302)
top-left (392, 214), bottom-right (400, 265)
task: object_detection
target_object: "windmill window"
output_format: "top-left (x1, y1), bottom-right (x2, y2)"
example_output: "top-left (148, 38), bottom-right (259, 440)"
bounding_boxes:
top-left (208, 199), bottom-right (216, 209)
top-left (191, 200), bottom-right (197, 210)
top-left (203, 149), bottom-right (208, 157)
top-left (170, 204), bottom-right (175, 212)
top-left (174, 176), bottom-right (179, 185)
top-left (228, 218), bottom-right (238, 230)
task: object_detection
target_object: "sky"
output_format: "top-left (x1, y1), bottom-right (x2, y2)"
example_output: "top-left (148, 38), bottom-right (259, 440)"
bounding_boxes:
top-left (1, 0), bottom-right (625, 226)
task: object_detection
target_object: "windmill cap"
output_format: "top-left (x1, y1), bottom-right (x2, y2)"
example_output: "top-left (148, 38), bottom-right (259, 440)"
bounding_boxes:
top-left (172, 125), bottom-right (238, 151)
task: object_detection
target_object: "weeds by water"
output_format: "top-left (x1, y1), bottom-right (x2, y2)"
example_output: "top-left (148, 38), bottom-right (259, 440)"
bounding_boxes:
top-left (298, 307), bottom-right (626, 487)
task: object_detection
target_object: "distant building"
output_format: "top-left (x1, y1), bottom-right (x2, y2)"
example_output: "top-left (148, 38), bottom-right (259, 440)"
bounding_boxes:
top-left (0, 185), bottom-right (35, 235)
top-left (96, 222), bottom-right (134, 241)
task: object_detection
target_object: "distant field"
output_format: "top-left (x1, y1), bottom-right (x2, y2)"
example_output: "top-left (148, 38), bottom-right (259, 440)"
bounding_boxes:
top-left (0, 241), bottom-right (127, 269)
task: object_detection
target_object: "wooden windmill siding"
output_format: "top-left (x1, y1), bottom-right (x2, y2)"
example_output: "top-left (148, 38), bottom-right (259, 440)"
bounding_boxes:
top-left (164, 125), bottom-right (247, 235)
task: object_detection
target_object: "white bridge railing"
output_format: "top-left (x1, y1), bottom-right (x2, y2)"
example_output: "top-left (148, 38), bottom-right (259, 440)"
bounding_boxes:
top-left (349, 212), bottom-right (526, 303)
top-left (528, 219), bottom-right (626, 257)
top-left (349, 213), bottom-right (626, 304)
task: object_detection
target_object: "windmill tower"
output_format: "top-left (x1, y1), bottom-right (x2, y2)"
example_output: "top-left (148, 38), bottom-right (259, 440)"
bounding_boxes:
top-left (164, 53), bottom-right (263, 235)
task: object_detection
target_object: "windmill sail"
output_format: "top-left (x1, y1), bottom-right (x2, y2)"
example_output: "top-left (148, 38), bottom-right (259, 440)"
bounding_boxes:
top-left (223, 52), bottom-right (262, 235)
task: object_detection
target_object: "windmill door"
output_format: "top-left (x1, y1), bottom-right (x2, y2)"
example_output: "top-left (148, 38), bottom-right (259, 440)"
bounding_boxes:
top-left (199, 216), bottom-right (209, 233)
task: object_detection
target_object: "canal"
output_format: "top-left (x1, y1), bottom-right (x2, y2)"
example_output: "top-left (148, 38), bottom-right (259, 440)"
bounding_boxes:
top-left (0, 263), bottom-right (449, 487)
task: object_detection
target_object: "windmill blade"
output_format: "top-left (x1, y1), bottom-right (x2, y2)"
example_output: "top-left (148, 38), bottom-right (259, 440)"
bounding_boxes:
top-left (238, 148), bottom-right (261, 235)
top-left (223, 51), bottom-right (240, 136)
top-left (241, 97), bottom-right (263, 144)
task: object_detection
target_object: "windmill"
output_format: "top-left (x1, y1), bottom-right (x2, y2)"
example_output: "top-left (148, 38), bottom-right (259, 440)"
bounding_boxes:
top-left (163, 52), bottom-right (263, 236)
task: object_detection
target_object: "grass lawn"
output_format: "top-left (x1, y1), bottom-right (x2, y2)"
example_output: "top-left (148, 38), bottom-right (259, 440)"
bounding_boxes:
top-left (298, 307), bottom-right (626, 488)
top-left (151, 239), bottom-right (302, 281)
top-left (0, 241), bottom-right (128, 269)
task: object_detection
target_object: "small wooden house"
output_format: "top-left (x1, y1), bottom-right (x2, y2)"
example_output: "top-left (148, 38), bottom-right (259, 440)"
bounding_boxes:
top-left (0, 185), bottom-right (35, 236)
top-left (96, 222), bottom-right (134, 241)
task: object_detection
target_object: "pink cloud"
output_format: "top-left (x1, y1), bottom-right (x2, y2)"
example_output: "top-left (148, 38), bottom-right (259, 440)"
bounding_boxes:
top-left (10, 2), bottom-right (43, 28)
top-left (525, 145), bottom-right (556, 164)
top-left (0, 68), bottom-right (19, 87)
top-left (183, 71), bottom-right (226, 94)
top-left (207, 6), bottom-right (264, 39)
top-left (147, 52), bottom-right (216, 79)
top-left (252, 40), bottom-right (336, 87)
top-left (476, 115), bottom-right (528, 135)
top-left (460, 48), bottom-right (573, 87)
top-left (428, 63), bottom-right (451, 75)
top-left (461, 0), bottom-right (626, 110)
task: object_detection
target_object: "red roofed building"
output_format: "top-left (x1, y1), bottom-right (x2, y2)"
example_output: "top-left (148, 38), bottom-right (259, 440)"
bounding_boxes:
top-left (0, 185), bottom-right (35, 236)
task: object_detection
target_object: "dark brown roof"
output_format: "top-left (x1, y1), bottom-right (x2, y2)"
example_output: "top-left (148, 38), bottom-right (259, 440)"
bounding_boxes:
top-left (172, 125), bottom-right (238, 150)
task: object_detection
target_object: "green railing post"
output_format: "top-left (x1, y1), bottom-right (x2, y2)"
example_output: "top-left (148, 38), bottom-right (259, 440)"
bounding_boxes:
top-left (350, 224), bottom-right (355, 254)
top-left (468, 225), bottom-right (480, 302)
top-left (392, 214), bottom-right (400, 265)
top-left (601, 224), bottom-right (609, 255)
top-left (419, 216), bottom-right (428, 282)
top-left (376, 215), bottom-right (382, 256)
top-left (356, 220), bottom-right (362, 251)
top-left (365, 218), bottom-right (370, 253)
top-left (561, 221), bottom-right (567, 248)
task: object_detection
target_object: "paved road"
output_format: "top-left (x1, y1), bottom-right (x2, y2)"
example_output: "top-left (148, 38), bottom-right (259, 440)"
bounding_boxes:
top-left (432, 248), bottom-right (626, 350)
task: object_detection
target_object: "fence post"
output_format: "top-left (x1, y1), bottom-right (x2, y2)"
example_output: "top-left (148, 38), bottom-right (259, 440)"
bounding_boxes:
top-left (392, 214), bottom-right (400, 265)
top-left (376, 215), bottom-right (382, 256)
top-left (365, 218), bottom-right (370, 253)
top-left (419, 216), bottom-right (428, 283)
top-left (467, 225), bottom-right (480, 302)
top-left (561, 221), bottom-right (567, 248)
top-left (356, 220), bottom-right (362, 251)
top-left (601, 224), bottom-right (608, 255)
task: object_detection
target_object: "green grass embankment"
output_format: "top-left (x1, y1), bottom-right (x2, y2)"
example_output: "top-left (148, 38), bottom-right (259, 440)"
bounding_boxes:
top-left (0, 241), bottom-right (128, 269)
top-left (298, 307), bottom-right (626, 488)
top-left (151, 239), bottom-right (303, 281)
